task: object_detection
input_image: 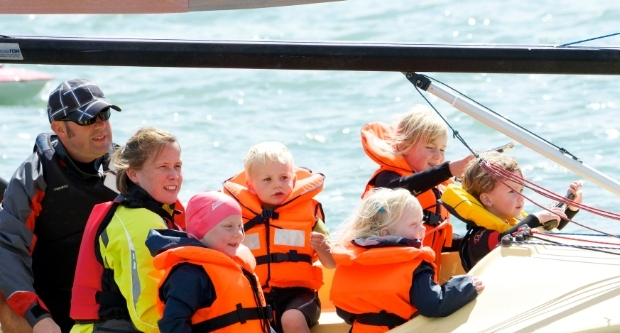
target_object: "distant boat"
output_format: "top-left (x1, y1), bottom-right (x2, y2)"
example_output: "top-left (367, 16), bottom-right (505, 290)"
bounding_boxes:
top-left (0, 65), bottom-right (54, 102)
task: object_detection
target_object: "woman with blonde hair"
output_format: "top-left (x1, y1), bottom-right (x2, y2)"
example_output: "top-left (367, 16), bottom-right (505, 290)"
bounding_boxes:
top-left (70, 127), bottom-right (185, 333)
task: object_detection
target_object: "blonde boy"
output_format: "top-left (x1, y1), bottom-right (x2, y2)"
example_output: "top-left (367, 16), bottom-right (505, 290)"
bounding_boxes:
top-left (223, 142), bottom-right (335, 333)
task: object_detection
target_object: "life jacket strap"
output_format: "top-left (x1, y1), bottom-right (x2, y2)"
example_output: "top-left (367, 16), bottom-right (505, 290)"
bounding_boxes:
top-left (95, 291), bottom-right (126, 307)
top-left (255, 250), bottom-right (312, 265)
top-left (192, 304), bottom-right (272, 332)
top-left (244, 209), bottom-right (280, 231)
top-left (354, 310), bottom-right (409, 329)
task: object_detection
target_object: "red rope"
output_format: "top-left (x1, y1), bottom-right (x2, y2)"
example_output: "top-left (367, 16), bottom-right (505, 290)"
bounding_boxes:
top-left (531, 230), bottom-right (620, 246)
top-left (478, 159), bottom-right (620, 239)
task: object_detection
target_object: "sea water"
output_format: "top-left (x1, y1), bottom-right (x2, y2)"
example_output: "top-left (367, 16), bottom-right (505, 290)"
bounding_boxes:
top-left (1, 0), bottom-right (620, 235)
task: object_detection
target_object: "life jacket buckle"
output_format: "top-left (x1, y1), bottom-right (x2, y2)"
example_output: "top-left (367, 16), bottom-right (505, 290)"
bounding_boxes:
top-left (261, 209), bottom-right (279, 220)
top-left (288, 250), bottom-right (299, 262)
top-left (235, 303), bottom-right (247, 324)
top-left (423, 211), bottom-right (441, 226)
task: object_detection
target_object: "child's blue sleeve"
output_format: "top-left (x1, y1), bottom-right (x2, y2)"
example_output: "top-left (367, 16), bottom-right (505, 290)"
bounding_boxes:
top-left (159, 263), bottom-right (215, 333)
top-left (409, 263), bottom-right (477, 317)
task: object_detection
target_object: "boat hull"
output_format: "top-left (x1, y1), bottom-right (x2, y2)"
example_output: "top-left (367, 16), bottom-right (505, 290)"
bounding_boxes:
top-left (0, 66), bottom-right (53, 103)
top-left (312, 251), bottom-right (466, 333)
top-left (391, 233), bottom-right (620, 333)
top-left (0, 80), bottom-right (49, 102)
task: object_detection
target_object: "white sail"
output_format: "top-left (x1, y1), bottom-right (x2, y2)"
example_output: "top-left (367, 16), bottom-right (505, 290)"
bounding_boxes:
top-left (0, 0), bottom-right (342, 14)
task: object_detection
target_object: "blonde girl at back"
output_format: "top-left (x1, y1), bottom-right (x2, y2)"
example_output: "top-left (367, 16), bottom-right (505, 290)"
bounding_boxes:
top-left (330, 188), bottom-right (483, 333)
top-left (360, 105), bottom-right (474, 271)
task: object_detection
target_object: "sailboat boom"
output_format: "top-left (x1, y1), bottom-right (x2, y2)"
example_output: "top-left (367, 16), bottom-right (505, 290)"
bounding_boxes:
top-left (410, 74), bottom-right (620, 197)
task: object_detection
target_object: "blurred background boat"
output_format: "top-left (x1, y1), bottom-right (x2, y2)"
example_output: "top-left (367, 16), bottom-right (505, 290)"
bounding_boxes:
top-left (0, 64), bottom-right (53, 103)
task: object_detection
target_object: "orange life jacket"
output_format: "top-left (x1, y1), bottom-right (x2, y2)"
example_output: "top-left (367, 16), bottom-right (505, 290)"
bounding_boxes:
top-left (154, 245), bottom-right (270, 333)
top-left (360, 121), bottom-right (453, 268)
top-left (222, 167), bottom-right (324, 292)
top-left (330, 243), bottom-right (437, 333)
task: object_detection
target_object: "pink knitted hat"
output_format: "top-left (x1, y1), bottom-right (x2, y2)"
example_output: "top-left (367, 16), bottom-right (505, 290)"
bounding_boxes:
top-left (186, 191), bottom-right (242, 239)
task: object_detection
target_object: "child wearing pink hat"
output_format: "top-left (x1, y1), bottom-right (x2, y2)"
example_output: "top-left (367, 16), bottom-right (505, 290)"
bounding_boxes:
top-left (146, 191), bottom-right (273, 333)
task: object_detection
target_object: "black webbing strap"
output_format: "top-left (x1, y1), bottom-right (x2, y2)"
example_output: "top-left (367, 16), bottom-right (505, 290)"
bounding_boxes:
top-left (191, 304), bottom-right (272, 332)
top-left (244, 210), bottom-right (280, 231)
top-left (255, 250), bottom-right (313, 265)
top-left (29, 304), bottom-right (48, 319)
top-left (354, 310), bottom-right (408, 329)
top-left (95, 291), bottom-right (127, 307)
top-left (422, 187), bottom-right (445, 226)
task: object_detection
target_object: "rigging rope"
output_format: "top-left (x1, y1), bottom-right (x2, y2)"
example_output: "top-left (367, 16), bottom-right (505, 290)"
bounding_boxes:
top-left (412, 74), bottom-right (581, 162)
top-left (532, 230), bottom-right (620, 246)
top-left (408, 73), bottom-right (620, 238)
top-left (480, 159), bottom-right (620, 240)
top-left (481, 161), bottom-right (620, 220)
top-left (559, 32), bottom-right (620, 47)
top-left (412, 81), bottom-right (478, 157)
top-left (510, 238), bottom-right (620, 256)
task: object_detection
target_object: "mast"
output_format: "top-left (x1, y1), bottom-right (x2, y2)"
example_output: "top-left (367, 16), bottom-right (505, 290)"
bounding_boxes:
top-left (406, 73), bottom-right (620, 198)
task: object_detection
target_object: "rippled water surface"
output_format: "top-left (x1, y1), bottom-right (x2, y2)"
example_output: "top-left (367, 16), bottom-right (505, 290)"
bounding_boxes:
top-left (2, 0), bottom-right (620, 234)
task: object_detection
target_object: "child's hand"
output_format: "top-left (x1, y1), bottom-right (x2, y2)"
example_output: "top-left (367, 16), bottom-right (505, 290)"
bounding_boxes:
top-left (567, 181), bottom-right (583, 211)
top-left (468, 274), bottom-right (485, 294)
top-left (449, 155), bottom-right (475, 178)
top-left (533, 207), bottom-right (566, 225)
top-left (310, 232), bottom-right (331, 253)
top-left (311, 232), bottom-right (337, 269)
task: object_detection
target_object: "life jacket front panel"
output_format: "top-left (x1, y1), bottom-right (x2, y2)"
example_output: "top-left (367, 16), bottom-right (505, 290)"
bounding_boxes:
top-left (71, 190), bottom-right (183, 326)
top-left (32, 134), bottom-right (118, 327)
top-left (223, 167), bottom-right (325, 291)
top-left (154, 245), bottom-right (269, 333)
top-left (330, 244), bottom-right (436, 333)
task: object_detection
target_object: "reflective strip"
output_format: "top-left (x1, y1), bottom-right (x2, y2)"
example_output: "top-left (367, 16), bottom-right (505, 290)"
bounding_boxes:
top-left (274, 229), bottom-right (305, 247)
top-left (115, 214), bottom-right (141, 310)
top-left (113, 214), bottom-right (159, 332)
top-left (243, 233), bottom-right (261, 250)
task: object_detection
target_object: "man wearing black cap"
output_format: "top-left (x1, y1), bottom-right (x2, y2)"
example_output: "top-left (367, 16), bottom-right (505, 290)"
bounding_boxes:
top-left (0, 79), bottom-right (121, 333)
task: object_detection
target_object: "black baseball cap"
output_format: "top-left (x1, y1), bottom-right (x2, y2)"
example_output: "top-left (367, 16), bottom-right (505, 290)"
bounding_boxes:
top-left (47, 78), bottom-right (121, 123)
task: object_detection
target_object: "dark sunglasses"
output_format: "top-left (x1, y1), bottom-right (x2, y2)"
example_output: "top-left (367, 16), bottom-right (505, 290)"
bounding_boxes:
top-left (62, 108), bottom-right (111, 126)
